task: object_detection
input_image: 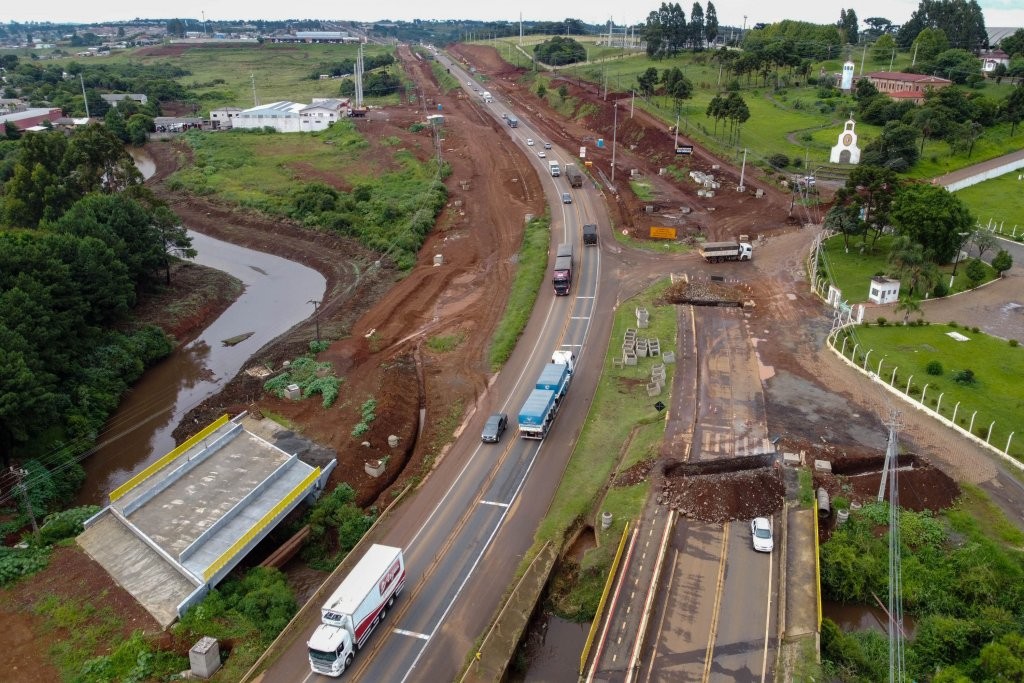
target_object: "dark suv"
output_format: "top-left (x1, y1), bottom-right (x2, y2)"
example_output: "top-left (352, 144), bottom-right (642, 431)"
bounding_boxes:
top-left (481, 413), bottom-right (509, 443)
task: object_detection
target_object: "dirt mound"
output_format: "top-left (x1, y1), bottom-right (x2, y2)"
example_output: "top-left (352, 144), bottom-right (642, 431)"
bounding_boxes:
top-left (614, 458), bottom-right (656, 486)
top-left (815, 452), bottom-right (960, 514)
top-left (658, 460), bottom-right (784, 522)
top-left (657, 277), bottom-right (750, 305)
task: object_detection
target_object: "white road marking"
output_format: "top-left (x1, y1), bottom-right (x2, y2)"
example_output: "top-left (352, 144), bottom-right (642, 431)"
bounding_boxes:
top-left (761, 539), bottom-right (774, 682)
top-left (479, 500), bottom-right (509, 508)
top-left (393, 629), bottom-right (430, 641)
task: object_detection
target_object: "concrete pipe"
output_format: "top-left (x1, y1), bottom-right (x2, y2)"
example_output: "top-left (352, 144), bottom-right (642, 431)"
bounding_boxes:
top-left (816, 487), bottom-right (831, 519)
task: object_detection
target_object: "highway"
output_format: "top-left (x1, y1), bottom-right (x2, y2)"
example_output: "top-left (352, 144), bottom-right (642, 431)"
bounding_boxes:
top-left (260, 54), bottom-right (615, 682)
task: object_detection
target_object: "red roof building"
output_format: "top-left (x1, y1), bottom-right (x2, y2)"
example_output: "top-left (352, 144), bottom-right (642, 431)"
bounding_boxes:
top-left (0, 107), bottom-right (63, 135)
top-left (866, 72), bottom-right (952, 102)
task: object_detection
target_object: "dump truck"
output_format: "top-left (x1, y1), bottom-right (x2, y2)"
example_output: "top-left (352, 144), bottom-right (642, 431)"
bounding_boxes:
top-left (518, 353), bottom-right (574, 439)
top-left (565, 163), bottom-right (584, 188)
top-left (582, 224), bottom-right (598, 246)
top-left (548, 159), bottom-right (560, 177)
top-left (552, 243), bottom-right (573, 296)
top-left (699, 241), bottom-right (753, 262)
top-left (308, 545), bottom-right (406, 677)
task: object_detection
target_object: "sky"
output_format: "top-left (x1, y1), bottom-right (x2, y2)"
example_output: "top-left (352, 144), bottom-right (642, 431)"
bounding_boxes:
top-left (5, 0), bottom-right (1023, 31)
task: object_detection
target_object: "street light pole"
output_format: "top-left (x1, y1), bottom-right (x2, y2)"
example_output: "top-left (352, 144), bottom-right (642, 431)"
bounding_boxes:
top-left (308, 299), bottom-right (321, 343)
top-left (949, 231), bottom-right (971, 289)
top-left (611, 102), bottom-right (618, 183)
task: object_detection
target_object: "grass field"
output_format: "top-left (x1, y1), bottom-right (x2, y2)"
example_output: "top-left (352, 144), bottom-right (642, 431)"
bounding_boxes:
top-left (836, 323), bottom-right (1023, 458)
top-left (954, 171), bottom-right (1024, 235)
top-left (821, 234), bottom-right (997, 303)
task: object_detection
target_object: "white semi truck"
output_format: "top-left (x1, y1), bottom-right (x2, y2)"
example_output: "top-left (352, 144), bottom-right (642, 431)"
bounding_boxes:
top-left (307, 544), bottom-right (406, 677)
top-left (548, 160), bottom-right (560, 176)
top-left (699, 241), bottom-right (753, 262)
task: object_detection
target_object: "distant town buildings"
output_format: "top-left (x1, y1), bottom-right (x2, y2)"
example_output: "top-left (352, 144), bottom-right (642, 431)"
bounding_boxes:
top-left (0, 107), bottom-right (63, 135)
top-left (866, 72), bottom-right (952, 105)
top-left (270, 31), bottom-right (359, 44)
top-left (230, 99), bottom-right (351, 132)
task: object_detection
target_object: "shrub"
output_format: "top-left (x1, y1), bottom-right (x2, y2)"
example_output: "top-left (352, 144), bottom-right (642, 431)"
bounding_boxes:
top-left (971, 326), bottom-right (980, 333)
top-left (768, 152), bottom-right (790, 168)
top-left (965, 259), bottom-right (986, 286)
top-left (949, 321), bottom-right (959, 328)
top-left (926, 360), bottom-right (944, 376)
top-left (37, 506), bottom-right (101, 546)
top-left (0, 546), bottom-right (51, 586)
top-left (1011, 339), bottom-right (1019, 347)
top-left (933, 281), bottom-right (948, 298)
top-left (953, 369), bottom-right (977, 385)
top-left (876, 317), bottom-right (888, 326)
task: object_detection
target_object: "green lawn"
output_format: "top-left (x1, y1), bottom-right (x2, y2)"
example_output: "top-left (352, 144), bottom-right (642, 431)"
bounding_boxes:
top-left (821, 234), bottom-right (998, 303)
top-left (954, 171), bottom-right (1024, 236)
top-left (836, 323), bottom-right (1023, 459)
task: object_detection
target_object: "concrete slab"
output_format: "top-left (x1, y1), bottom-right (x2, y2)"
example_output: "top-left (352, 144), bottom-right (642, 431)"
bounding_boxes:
top-left (785, 507), bottom-right (819, 638)
top-left (78, 511), bottom-right (197, 628)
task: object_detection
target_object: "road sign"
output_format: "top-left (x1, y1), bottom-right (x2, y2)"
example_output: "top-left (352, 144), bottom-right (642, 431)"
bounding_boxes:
top-left (675, 145), bottom-right (693, 155)
top-left (654, 401), bottom-right (666, 412)
top-left (649, 227), bottom-right (677, 240)
top-left (579, 146), bottom-right (586, 158)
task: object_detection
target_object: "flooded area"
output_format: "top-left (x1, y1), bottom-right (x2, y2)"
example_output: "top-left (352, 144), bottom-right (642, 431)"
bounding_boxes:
top-left (76, 229), bottom-right (326, 504)
top-left (510, 615), bottom-right (589, 682)
top-left (128, 147), bottom-right (156, 180)
top-left (823, 600), bottom-right (917, 638)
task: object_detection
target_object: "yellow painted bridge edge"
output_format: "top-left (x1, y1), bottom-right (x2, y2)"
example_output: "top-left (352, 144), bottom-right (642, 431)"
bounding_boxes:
top-left (204, 466), bottom-right (321, 582)
top-left (580, 521), bottom-right (631, 675)
top-left (109, 414), bottom-right (231, 503)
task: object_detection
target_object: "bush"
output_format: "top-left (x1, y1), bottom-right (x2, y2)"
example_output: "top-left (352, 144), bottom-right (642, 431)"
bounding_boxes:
top-left (953, 369), bottom-right (977, 385)
top-left (876, 317), bottom-right (887, 326)
top-left (768, 152), bottom-right (790, 168)
top-left (965, 259), bottom-right (986, 286)
top-left (933, 281), bottom-right (948, 298)
top-left (37, 506), bottom-right (100, 546)
top-left (926, 360), bottom-right (944, 376)
top-left (0, 546), bottom-right (51, 586)
top-left (949, 321), bottom-right (959, 328)
top-left (971, 326), bottom-right (980, 333)
top-left (1011, 339), bottom-right (1019, 347)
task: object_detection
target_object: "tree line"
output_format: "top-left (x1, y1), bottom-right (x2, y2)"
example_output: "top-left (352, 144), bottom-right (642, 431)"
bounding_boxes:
top-left (643, 1), bottom-right (720, 58)
top-left (0, 125), bottom-right (193, 516)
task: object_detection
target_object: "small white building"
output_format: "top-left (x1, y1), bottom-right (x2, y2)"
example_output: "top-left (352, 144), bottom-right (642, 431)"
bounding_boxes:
top-left (232, 99), bottom-right (350, 133)
top-left (868, 276), bottom-right (900, 305)
top-left (101, 93), bottom-right (148, 107)
top-left (830, 119), bottom-right (861, 165)
top-left (979, 50), bottom-right (1010, 73)
top-left (210, 106), bottom-right (242, 129)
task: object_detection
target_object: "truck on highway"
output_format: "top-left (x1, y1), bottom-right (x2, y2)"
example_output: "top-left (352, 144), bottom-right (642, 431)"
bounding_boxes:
top-left (307, 545), bottom-right (406, 677)
top-left (518, 353), bottom-right (575, 439)
top-left (699, 241), bottom-right (753, 262)
top-left (548, 160), bottom-right (560, 177)
top-left (507, 115), bottom-right (519, 128)
top-left (582, 224), bottom-right (598, 246)
top-left (552, 243), bottom-right (573, 296)
top-left (565, 163), bottom-right (584, 188)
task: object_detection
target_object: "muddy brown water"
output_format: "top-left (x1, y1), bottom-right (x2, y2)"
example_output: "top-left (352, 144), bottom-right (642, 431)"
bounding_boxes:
top-left (823, 600), bottom-right (917, 638)
top-left (511, 616), bottom-right (590, 682)
top-left (76, 152), bottom-right (326, 503)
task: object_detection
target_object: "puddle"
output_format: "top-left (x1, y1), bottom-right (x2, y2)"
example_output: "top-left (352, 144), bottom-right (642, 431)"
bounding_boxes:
top-left (510, 615), bottom-right (589, 682)
top-left (824, 600), bottom-right (916, 638)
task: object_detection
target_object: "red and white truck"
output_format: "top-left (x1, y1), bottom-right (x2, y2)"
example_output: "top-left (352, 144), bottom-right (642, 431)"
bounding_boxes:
top-left (307, 544), bottom-right (406, 677)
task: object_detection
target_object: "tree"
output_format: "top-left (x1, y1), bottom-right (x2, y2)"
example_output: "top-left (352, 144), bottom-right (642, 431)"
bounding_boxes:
top-left (873, 34), bottom-right (897, 62)
top-left (889, 183), bottom-right (974, 264)
top-left (3, 120), bottom-right (20, 140)
top-left (979, 633), bottom-right (1024, 680)
top-left (104, 106), bottom-right (129, 144)
top-left (1001, 28), bottom-right (1024, 59)
top-left (863, 17), bottom-right (896, 40)
top-left (662, 67), bottom-right (693, 112)
top-left (965, 258), bottom-right (986, 285)
top-left (991, 249), bottom-right (1013, 275)
top-left (824, 204), bottom-right (865, 251)
top-left (931, 49), bottom-right (982, 84)
top-left (705, 2), bottom-right (719, 45)
top-left (839, 8), bottom-right (859, 44)
top-left (912, 27), bottom-right (949, 63)
top-left (536, 83), bottom-right (547, 99)
top-left (894, 295), bottom-right (922, 324)
top-left (1001, 86), bottom-right (1024, 136)
top-left (833, 165), bottom-right (902, 249)
top-left (888, 235), bottom-right (940, 295)
top-left (897, 0), bottom-right (987, 52)
top-left (689, 3), bottom-right (705, 50)
top-left (970, 230), bottom-right (997, 260)
top-left (861, 121), bottom-right (920, 171)
top-left (557, 84), bottom-right (569, 100)
top-left (637, 67), bottom-right (659, 98)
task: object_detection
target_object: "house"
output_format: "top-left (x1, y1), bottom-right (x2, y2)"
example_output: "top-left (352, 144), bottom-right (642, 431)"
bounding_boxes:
top-left (232, 99), bottom-right (351, 133)
top-left (979, 50), bottom-right (1010, 73)
top-left (0, 107), bottom-right (63, 136)
top-left (868, 277), bottom-right (901, 305)
top-left (866, 72), bottom-right (952, 102)
top-left (101, 93), bottom-right (149, 107)
top-left (210, 106), bottom-right (242, 129)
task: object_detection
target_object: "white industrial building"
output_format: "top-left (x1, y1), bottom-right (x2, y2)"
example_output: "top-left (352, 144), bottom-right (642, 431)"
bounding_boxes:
top-left (230, 99), bottom-right (350, 133)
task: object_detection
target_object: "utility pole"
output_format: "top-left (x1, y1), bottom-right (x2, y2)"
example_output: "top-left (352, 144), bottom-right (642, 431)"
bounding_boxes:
top-left (911, 42), bottom-right (919, 67)
top-left (889, 48), bottom-right (896, 72)
top-left (611, 102), bottom-right (618, 183)
top-left (631, 90), bottom-right (635, 118)
top-left (860, 42), bottom-right (868, 76)
top-left (308, 299), bottom-right (321, 343)
top-left (79, 73), bottom-right (90, 118)
top-left (10, 467), bottom-right (39, 538)
top-left (250, 73), bottom-right (259, 107)
top-left (674, 112), bottom-right (680, 149)
top-left (738, 148), bottom-right (748, 190)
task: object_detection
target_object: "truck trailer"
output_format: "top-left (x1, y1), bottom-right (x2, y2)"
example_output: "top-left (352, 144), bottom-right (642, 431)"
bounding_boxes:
top-left (552, 243), bottom-right (573, 296)
top-left (548, 160), bottom-right (560, 177)
top-left (582, 224), bottom-right (598, 246)
top-left (308, 545), bottom-right (406, 677)
top-left (699, 241), bottom-right (753, 262)
top-left (518, 353), bottom-right (574, 439)
top-left (565, 164), bottom-right (584, 188)
top-left (507, 115), bottom-right (519, 128)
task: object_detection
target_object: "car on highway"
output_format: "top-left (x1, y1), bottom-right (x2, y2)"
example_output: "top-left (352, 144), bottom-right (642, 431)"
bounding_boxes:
top-left (538, 151), bottom-right (546, 158)
top-left (544, 142), bottom-right (552, 149)
top-left (561, 192), bottom-right (572, 204)
top-left (751, 517), bottom-right (773, 552)
top-left (467, 80), bottom-right (473, 85)
top-left (526, 138), bottom-right (534, 146)
top-left (481, 413), bottom-right (508, 443)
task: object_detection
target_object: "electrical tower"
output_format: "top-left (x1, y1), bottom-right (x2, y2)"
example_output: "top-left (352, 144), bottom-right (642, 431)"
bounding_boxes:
top-left (878, 412), bottom-right (906, 682)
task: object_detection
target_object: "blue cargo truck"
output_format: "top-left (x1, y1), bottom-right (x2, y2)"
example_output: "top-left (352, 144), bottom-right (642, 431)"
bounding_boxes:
top-left (517, 352), bottom-right (575, 439)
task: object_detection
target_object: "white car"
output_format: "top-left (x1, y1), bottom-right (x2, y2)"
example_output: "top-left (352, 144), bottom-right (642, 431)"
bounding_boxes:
top-left (538, 151), bottom-right (546, 158)
top-left (526, 138), bottom-right (534, 146)
top-left (751, 517), bottom-right (773, 553)
top-left (544, 142), bottom-right (552, 149)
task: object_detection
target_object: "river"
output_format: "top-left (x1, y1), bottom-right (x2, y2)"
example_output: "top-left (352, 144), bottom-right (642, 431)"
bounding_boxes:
top-left (75, 151), bottom-right (326, 504)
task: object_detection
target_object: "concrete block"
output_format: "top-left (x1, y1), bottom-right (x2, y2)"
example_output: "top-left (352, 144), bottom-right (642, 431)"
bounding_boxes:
top-left (636, 339), bottom-right (649, 357)
top-left (612, 358), bottom-right (624, 369)
top-left (624, 351), bottom-right (637, 366)
top-left (646, 382), bottom-right (662, 396)
top-left (662, 351), bottom-right (676, 364)
top-left (649, 338), bottom-right (661, 356)
top-left (814, 459), bottom-right (832, 474)
top-left (285, 384), bottom-right (302, 400)
top-left (783, 452), bottom-right (801, 467)
top-left (189, 637), bottom-right (221, 679)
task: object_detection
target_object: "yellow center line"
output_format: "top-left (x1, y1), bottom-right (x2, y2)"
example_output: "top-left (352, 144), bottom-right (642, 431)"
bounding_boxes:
top-left (702, 523), bottom-right (730, 683)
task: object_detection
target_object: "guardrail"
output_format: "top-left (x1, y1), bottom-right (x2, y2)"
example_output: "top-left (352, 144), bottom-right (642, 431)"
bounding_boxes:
top-left (579, 521), bottom-right (631, 674)
top-left (109, 414), bottom-right (230, 502)
top-left (203, 466), bottom-right (320, 582)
